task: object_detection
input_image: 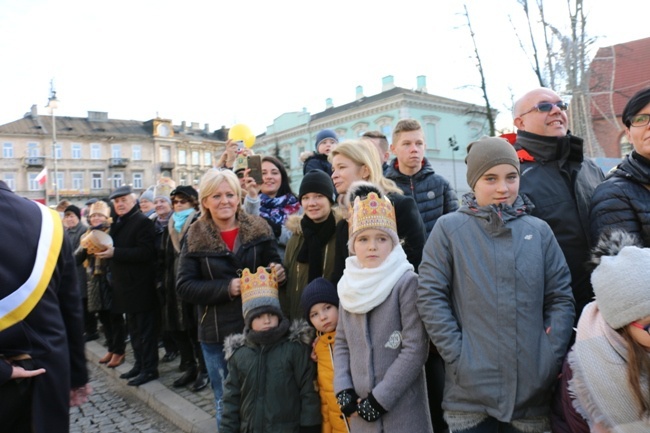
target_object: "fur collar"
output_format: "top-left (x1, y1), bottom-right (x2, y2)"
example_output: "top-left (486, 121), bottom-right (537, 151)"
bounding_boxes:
top-left (224, 319), bottom-right (315, 360)
top-left (184, 211), bottom-right (273, 255)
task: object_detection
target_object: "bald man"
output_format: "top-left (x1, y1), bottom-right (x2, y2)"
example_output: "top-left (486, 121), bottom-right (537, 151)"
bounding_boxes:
top-left (512, 87), bottom-right (604, 321)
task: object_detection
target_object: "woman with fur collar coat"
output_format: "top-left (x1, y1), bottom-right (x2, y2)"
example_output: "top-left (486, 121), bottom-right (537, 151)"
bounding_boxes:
top-left (176, 169), bottom-right (284, 428)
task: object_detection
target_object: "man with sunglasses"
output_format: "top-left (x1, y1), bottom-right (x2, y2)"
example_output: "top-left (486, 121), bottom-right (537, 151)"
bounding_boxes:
top-left (512, 87), bottom-right (604, 321)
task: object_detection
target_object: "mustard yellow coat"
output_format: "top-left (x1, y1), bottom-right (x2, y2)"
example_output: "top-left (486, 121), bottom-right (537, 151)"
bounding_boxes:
top-left (314, 330), bottom-right (349, 433)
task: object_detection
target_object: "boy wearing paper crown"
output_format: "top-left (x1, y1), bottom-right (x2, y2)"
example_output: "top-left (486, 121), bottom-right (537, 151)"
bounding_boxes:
top-left (334, 181), bottom-right (433, 432)
top-left (221, 266), bottom-right (321, 433)
top-left (417, 137), bottom-right (575, 433)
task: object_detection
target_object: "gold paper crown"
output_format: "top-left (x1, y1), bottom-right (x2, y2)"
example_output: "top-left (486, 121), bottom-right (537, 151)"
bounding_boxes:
top-left (80, 230), bottom-right (113, 255)
top-left (89, 200), bottom-right (111, 218)
top-left (154, 177), bottom-right (177, 199)
top-left (349, 192), bottom-right (397, 238)
top-left (240, 266), bottom-right (279, 313)
top-left (233, 153), bottom-right (248, 173)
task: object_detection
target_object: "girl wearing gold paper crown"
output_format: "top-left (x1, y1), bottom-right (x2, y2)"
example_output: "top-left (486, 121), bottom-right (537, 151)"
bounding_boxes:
top-left (333, 181), bottom-right (433, 433)
top-left (221, 267), bottom-right (321, 433)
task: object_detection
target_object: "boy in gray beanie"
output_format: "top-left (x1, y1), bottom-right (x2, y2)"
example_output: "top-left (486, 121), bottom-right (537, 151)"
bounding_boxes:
top-left (418, 136), bottom-right (575, 433)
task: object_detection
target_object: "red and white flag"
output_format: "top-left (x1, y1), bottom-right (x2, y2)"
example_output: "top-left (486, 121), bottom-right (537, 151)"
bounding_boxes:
top-left (35, 167), bottom-right (47, 185)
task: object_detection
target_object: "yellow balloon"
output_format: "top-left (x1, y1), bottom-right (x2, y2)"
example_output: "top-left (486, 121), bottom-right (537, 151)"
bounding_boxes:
top-left (228, 124), bottom-right (256, 148)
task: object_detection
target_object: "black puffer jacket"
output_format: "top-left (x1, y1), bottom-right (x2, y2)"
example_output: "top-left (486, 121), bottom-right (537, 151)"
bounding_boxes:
top-left (590, 151), bottom-right (650, 246)
top-left (385, 157), bottom-right (459, 236)
top-left (176, 212), bottom-right (281, 344)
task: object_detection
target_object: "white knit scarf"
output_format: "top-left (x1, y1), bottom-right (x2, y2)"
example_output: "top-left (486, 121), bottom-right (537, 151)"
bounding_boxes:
top-left (569, 302), bottom-right (650, 432)
top-left (337, 244), bottom-right (413, 314)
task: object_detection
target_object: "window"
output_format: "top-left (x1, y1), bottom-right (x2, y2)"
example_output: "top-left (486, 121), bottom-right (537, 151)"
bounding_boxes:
top-left (27, 142), bottom-right (39, 157)
top-left (55, 171), bottom-right (64, 190)
top-left (132, 145), bottom-right (142, 161)
top-left (192, 150), bottom-right (200, 166)
top-left (71, 143), bottom-right (82, 159)
top-left (178, 149), bottom-right (187, 165)
top-left (112, 172), bottom-right (124, 189)
top-left (72, 172), bottom-right (84, 190)
top-left (3, 173), bottom-right (15, 190)
top-left (381, 125), bottom-right (393, 144)
top-left (28, 173), bottom-right (40, 191)
top-left (133, 172), bottom-right (143, 189)
top-left (204, 151), bottom-right (212, 167)
top-left (160, 147), bottom-right (171, 163)
top-left (91, 143), bottom-right (101, 159)
top-left (91, 172), bottom-right (103, 189)
top-left (425, 123), bottom-right (438, 149)
top-left (112, 144), bottom-right (121, 158)
top-left (3, 142), bottom-right (13, 158)
top-left (52, 143), bottom-right (62, 159)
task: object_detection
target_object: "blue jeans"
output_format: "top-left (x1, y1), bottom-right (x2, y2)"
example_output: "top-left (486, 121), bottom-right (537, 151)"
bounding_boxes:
top-left (457, 417), bottom-right (524, 433)
top-left (201, 342), bottom-right (228, 428)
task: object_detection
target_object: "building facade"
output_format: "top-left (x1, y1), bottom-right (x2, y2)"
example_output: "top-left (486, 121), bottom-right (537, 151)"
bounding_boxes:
top-left (254, 75), bottom-right (491, 195)
top-left (0, 106), bottom-right (226, 205)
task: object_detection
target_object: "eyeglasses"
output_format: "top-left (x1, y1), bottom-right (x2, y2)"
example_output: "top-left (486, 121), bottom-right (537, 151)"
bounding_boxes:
top-left (172, 199), bottom-right (188, 205)
top-left (519, 101), bottom-right (569, 117)
top-left (631, 321), bottom-right (650, 335)
top-left (628, 113), bottom-right (650, 127)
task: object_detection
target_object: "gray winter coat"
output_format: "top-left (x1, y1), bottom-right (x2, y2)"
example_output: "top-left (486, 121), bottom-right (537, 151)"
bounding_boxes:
top-left (334, 271), bottom-right (433, 433)
top-left (417, 194), bottom-right (575, 423)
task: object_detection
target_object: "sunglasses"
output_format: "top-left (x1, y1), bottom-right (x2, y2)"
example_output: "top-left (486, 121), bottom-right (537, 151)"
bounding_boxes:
top-left (172, 199), bottom-right (188, 205)
top-left (519, 101), bottom-right (569, 117)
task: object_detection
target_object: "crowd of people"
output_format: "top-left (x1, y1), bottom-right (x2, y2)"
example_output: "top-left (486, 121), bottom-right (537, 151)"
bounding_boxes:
top-left (3, 85), bottom-right (650, 433)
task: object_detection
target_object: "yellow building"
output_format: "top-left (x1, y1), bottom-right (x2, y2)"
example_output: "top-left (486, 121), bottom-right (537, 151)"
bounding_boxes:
top-left (0, 105), bottom-right (226, 205)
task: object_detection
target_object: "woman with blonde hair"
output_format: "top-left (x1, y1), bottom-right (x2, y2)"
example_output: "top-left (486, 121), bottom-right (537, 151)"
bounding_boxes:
top-left (177, 168), bottom-right (285, 428)
top-left (329, 139), bottom-right (425, 283)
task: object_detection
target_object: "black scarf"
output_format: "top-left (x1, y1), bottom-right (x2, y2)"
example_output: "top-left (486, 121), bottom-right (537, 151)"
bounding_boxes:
top-left (297, 212), bottom-right (336, 283)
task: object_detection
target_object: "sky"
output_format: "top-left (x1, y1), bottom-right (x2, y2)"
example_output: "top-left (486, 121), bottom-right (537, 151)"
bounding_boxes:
top-left (0, 0), bottom-right (647, 137)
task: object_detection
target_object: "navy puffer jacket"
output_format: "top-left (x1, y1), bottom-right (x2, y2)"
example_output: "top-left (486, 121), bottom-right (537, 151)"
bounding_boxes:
top-left (385, 158), bottom-right (459, 236)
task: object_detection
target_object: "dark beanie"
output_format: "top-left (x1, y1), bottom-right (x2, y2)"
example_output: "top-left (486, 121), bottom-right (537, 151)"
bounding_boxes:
top-left (171, 185), bottom-right (199, 201)
top-left (465, 136), bottom-right (520, 189)
top-left (300, 277), bottom-right (339, 321)
top-left (299, 169), bottom-right (336, 203)
top-left (314, 129), bottom-right (338, 152)
top-left (64, 205), bottom-right (81, 220)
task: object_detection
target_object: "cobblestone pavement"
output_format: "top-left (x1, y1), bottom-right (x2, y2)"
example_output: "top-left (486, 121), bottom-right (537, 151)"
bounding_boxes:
top-left (80, 339), bottom-right (217, 433)
top-left (70, 362), bottom-right (179, 433)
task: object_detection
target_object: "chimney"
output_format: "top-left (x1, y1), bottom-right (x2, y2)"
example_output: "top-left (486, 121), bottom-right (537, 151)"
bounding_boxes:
top-left (181, 121), bottom-right (187, 132)
top-left (326, 98), bottom-right (333, 109)
top-left (356, 85), bottom-right (364, 100)
top-left (416, 75), bottom-right (427, 93)
top-left (204, 123), bottom-right (210, 133)
top-left (382, 75), bottom-right (395, 92)
top-left (31, 104), bottom-right (38, 117)
top-left (191, 122), bottom-right (199, 130)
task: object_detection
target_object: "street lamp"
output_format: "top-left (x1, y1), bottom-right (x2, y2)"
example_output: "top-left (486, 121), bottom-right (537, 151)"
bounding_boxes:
top-left (46, 81), bottom-right (60, 205)
top-left (448, 136), bottom-right (459, 192)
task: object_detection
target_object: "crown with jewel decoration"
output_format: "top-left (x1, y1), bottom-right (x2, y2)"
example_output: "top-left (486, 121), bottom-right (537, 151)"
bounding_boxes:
top-left (233, 153), bottom-right (248, 173)
top-left (240, 266), bottom-right (280, 320)
top-left (349, 191), bottom-right (397, 239)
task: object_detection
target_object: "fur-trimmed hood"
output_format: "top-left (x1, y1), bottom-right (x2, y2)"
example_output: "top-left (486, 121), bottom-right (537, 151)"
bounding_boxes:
top-left (184, 211), bottom-right (274, 255)
top-left (224, 318), bottom-right (314, 360)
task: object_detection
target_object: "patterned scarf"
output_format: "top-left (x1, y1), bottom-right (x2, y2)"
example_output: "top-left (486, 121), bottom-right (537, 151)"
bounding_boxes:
top-left (258, 193), bottom-right (300, 227)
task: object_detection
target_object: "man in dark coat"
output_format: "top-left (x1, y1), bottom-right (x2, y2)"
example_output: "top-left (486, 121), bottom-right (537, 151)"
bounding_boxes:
top-left (96, 185), bottom-right (159, 386)
top-left (0, 180), bottom-right (90, 432)
top-left (512, 87), bottom-right (604, 320)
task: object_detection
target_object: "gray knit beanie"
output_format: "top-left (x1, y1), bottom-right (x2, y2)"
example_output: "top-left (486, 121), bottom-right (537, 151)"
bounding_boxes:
top-left (465, 136), bottom-right (520, 189)
top-left (592, 245), bottom-right (650, 329)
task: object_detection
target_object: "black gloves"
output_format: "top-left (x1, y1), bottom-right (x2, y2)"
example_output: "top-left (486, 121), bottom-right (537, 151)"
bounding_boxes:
top-left (337, 389), bottom-right (387, 422)
top-left (357, 392), bottom-right (387, 422)
top-left (336, 389), bottom-right (359, 417)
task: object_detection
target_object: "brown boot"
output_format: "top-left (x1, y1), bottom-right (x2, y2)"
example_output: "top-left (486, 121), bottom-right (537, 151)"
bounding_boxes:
top-left (99, 352), bottom-right (113, 364)
top-left (107, 353), bottom-right (125, 368)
